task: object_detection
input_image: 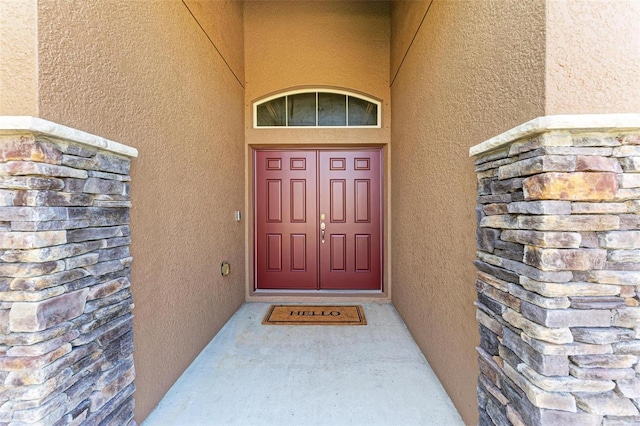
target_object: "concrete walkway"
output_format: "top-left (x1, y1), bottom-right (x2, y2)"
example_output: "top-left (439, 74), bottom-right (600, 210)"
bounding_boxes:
top-left (143, 303), bottom-right (464, 426)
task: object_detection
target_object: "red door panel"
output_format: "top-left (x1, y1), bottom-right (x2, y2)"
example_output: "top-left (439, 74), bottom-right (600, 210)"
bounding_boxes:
top-left (319, 150), bottom-right (382, 290)
top-left (255, 151), bottom-right (317, 289)
top-left (255, 149), bottom-right (382, 291)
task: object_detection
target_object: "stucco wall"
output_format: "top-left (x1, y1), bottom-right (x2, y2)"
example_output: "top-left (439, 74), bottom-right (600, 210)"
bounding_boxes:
top-left (546, 0), bottom-right (640, 114)
top-left (390, 1), bottom-right (546, 423)
top-left (184, 0), bottom-right (244, 84)
top-left (0, 0), bottom-right (38, 116)
top-left (244, 0), bottom-right (390, 147)
top-left (34, 0), bottom-right (246, 421)
top-left (389, 0), bottom-right (429, 85)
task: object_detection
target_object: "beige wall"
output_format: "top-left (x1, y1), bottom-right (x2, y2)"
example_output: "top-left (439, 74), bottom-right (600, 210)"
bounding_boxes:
top-left (546, 0), bottom-right (640, 114)
top-left (390, 0), bottom-right (430, 83)
top-left (244, 0), bottom-right (391, 299)
top-left (0, 0), bottom-right (39, 116)
top-left (390, 1), bottom-right (546, 423)
top-left (184, 0), bottom-right (245, 83)
top-left (33, 0), bottom-right (246, 421)
top-left (244, 0), bottom-right (390, 147)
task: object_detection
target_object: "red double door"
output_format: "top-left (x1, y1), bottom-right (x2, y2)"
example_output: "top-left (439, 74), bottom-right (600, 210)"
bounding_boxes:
top-left (255, 149), bottom-right (382, 290)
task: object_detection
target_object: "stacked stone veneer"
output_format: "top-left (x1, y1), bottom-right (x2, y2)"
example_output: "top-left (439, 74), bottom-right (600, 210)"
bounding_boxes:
top-left (474, 128), bottom-right (640, 425)
top-left (0, 124), bottom-right (136, 425)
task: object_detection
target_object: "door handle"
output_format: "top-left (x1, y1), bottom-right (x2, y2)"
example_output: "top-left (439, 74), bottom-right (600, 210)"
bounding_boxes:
top-left (320, 222), bottom-right (326, 244)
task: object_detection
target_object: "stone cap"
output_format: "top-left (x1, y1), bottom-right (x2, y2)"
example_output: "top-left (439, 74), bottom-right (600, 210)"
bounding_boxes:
top-left (0, 116), bottom-right (138, 158)
top-left (470, 114), bottom-right (640, 157)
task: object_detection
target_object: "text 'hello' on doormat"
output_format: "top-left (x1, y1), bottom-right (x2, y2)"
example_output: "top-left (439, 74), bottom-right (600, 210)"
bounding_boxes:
top-left (262, 305), bottom-right (367, 325)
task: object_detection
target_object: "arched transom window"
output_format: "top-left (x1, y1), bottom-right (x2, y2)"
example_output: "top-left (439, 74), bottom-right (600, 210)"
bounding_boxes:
top-left (254, 89), bottom-right (381, 128)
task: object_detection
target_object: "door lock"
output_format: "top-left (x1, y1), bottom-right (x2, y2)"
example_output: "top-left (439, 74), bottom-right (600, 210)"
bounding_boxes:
top-left (320, 222), bottom-right (326, 244)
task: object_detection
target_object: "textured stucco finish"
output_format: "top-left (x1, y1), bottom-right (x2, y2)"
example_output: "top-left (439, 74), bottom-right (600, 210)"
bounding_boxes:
top-left (0, 0), bottom-right (38, 115)
top-left (35, 1), bottom-right (245, 421)
top-left (390, 1), bottom-right (545, 423)
top-left (390, 0), bottom-right (430, 84)
top-left (184, 0), bottom-right (244, 85)
top-left (244, 0), bottom-right (390, 147)
top-left (546, 0), bottom-right (640, 114)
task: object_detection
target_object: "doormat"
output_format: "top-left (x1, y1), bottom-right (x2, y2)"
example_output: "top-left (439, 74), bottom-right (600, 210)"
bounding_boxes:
top-left (262, 305), bottom-right (367, 325)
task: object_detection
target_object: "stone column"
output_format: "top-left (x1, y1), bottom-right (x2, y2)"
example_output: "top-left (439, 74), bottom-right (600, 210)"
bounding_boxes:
top-left (470, 115), bottom-right (640, 425)
top-left (0, 117), bottom-right (138, 425)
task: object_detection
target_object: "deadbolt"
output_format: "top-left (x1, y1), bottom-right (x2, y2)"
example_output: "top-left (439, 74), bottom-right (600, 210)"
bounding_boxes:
top-left (320, 213), bottom-right (326, 220)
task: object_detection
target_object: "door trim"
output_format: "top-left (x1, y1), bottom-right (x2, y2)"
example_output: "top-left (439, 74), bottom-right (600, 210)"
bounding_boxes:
top-left (245, 144), bottom-right (391, 303)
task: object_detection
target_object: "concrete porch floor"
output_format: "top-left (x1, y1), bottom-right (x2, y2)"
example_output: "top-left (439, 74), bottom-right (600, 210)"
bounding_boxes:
top-left (142, 303), bottom-right (464, 426)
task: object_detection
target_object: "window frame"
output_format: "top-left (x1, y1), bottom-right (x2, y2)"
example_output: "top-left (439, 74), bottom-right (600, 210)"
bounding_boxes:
top-left (253, 88), bottom-right (382, 129)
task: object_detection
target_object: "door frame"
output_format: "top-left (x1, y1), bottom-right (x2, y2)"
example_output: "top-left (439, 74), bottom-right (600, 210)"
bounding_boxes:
top-left (245, 144), bottom-right (391, 303)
